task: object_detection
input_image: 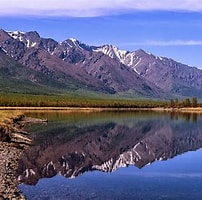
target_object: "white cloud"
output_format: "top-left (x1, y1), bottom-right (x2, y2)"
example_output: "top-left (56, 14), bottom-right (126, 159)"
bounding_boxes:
top-left (126, 40), bottom-right (202, 46)
top-left (1, 0), bottom-right (202, 17)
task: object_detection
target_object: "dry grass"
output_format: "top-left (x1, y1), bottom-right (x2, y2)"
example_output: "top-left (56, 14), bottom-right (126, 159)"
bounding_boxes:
top-left (0, 110), bottom-right (22, 124)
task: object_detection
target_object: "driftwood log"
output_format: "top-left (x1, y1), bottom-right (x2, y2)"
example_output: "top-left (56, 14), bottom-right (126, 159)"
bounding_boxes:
top-left (0, 115), bottom-right (47, 146)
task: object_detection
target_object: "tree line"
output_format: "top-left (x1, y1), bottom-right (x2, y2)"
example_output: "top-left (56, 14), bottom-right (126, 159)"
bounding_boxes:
top-left (0, 93), bottom-right (167, 108)
top-left (170, 97), bottom-right (200, 108)
top-left (0, 92), bottom-right (201, 108)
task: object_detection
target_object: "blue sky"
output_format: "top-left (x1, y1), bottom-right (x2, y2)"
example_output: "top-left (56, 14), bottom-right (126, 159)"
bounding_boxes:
top-left (1, 0), bottom-right (202, 68)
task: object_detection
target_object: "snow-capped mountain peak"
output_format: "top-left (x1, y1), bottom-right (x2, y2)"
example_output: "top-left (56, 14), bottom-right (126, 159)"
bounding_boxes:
top-left (69, 38), bottom-right (77, 43)
top-left (93, 44), bottom-right (145, 74)
top-left (93, 44), bottom-right (128, 64)
top-left (8, 31), bottom-right (25, 42)
top-left (7, 30), bottom-right (40, 48)
top-left (64, 38), bottom-right (84, 50)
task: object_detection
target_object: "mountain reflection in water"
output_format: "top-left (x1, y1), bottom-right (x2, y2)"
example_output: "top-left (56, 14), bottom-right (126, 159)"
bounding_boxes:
top-left (17, 111), bottom-right (202, 186)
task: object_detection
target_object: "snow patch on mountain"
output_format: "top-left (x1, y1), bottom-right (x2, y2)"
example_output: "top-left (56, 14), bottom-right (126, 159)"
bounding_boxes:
top-left (26, 40), bottom-right (37, 48)
top-left (68, 38), bottom-right (83, 50)
top-left (93, 45), bottom-right (144, 74)
top-left (8, 31), bottom-right (39, 48)
top-left (31, 42), bottom-right (37, 47)
top-left (8, 31), bottom-right (25, 41)
top-left (94, 45), bottom-right (128, 64)
top-left (1, 47), bottom-right (7, 54)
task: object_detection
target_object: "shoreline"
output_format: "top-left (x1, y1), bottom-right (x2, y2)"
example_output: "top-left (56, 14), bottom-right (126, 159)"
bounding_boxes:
top-left (0, 142), bottom-right (26, 200)
top-left (0, 114), bottom-right (46, 199)
top-left (0, 114), bottom-right (28, 199)
top-left (0, 106), bottom-right (202, 113)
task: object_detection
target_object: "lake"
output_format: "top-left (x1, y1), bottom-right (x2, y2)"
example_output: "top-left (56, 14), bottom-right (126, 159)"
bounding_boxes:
top-left (17, 111), bottom-right (202, 200)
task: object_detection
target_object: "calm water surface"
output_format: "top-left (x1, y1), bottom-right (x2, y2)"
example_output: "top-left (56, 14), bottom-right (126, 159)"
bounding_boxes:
top-left (18, 111), bottom-right (202, 200)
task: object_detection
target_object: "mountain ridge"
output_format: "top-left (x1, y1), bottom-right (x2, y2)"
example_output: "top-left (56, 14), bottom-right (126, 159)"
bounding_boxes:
top-left (1, 28), bottom-right (202, 99)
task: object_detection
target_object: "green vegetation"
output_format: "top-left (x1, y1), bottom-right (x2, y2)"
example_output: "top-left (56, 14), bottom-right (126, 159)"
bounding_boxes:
top-left (0, 92), bottom-right (168, 108)
top-left (1, 90), bottom-right (201, 109)
top-left (170, 97), bottom-right (201, 108)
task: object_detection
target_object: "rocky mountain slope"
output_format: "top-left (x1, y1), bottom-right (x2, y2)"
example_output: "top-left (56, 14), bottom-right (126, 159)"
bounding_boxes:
top-left (1, 28), bottom-right (202, 98)
top-left (0, 30), bottom-right (110, 94)
top-left (0, 47), bottom-right (75, 94)
top-left (94, 44), bottom-right (202, 97)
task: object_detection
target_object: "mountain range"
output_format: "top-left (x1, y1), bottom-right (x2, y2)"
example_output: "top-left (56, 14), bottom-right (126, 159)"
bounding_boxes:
top-left (0, 28), bottom-right (202, 99)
